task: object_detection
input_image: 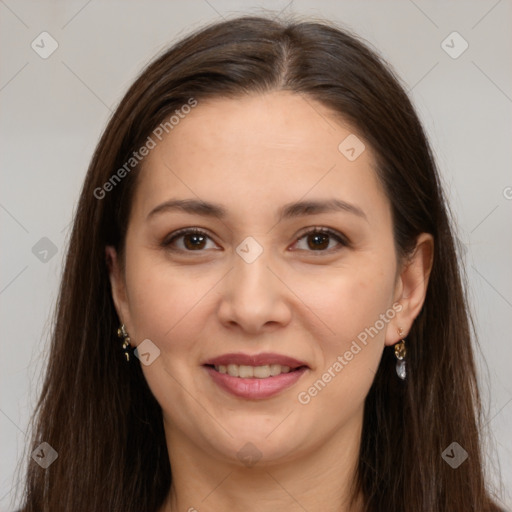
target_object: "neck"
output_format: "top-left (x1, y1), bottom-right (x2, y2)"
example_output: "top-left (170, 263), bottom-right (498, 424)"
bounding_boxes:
top-left (159, 410), bottom-right (365, 512)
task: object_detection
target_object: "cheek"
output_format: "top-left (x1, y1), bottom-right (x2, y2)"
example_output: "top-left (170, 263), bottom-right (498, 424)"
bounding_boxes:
top-left (290, 259), bottom-right (396, 349)
top-left (290, 258), bottom-right (396, 407)
top-left (123, 251), bottom-right (219, 347)
top-left (293, 267), bottom-right (394, 419)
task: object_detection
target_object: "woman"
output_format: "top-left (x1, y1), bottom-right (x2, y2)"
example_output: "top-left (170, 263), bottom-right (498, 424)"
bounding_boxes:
top-left (17, 15), bottom-right (505, 512)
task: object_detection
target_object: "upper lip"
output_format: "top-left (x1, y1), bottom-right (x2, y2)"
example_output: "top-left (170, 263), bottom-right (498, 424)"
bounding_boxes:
top-left (203, 352), bottom-right (309, 369)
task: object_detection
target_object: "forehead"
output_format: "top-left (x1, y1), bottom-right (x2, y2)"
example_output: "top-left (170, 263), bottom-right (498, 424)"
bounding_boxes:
top-left (132, 91), bottom-right (388, 225)
top-left (157, 91), bottom-right (361, 166)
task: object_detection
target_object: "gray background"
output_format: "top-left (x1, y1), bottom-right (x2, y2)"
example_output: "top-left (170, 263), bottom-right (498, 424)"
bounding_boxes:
top-left (1, 1), bottom-right (511, 510)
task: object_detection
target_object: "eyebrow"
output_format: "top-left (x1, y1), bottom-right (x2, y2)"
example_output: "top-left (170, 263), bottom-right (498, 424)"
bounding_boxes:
top-left (147, 198), bottom-right (368, 222)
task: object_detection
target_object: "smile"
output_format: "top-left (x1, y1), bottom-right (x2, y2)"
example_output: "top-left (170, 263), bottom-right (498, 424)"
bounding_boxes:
top-left (203, 364), bottom-right (308, 400)
top-left (213, 363), bottom-right (295, 378)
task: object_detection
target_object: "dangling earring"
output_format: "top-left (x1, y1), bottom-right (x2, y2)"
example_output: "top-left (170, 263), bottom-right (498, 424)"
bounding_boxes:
top-left (117, 324), bottom-right (132, 362)
top-left (394, 327), bottom-right (407, 380)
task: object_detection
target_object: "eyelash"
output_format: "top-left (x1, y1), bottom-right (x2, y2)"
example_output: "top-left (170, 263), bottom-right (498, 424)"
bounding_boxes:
top-left (162, 226), bottom-right (349, 254)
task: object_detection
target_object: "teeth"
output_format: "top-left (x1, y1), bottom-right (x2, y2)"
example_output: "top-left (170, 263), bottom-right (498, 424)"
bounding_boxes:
top-left (227, 364), bottom-right (238, 377)
top-left (253, 365), bottom-right (270, 378)
top-left (239, 365), bottom-right (254, 378)
top-left (215, 364), bottom-right (293, 378)
top-left (270, 363), bottom-right (283, 376)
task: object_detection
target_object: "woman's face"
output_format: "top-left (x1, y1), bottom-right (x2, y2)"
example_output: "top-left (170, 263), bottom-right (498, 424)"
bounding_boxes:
top-left (108, 91), bottom-right (425, 467)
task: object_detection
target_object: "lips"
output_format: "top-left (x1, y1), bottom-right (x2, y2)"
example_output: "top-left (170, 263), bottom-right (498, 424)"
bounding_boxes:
top-left (202, 352), bottom-right (309, 369)
top-left (202, 352), bottom-right (310, 400)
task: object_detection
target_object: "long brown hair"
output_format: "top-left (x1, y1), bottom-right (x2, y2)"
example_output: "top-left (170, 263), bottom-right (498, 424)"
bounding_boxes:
top-left (16, 15), bottom-right (503, 512)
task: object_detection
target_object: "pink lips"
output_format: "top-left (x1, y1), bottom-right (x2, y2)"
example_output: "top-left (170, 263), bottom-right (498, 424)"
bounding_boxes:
top-left (202, 352), bottom-right (309, 400)
top-left (203, 352), bottom-right (308, 369)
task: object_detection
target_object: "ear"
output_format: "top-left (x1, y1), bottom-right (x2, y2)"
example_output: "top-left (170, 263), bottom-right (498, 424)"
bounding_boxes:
top-left (385, 233), bottom-right (434, 347)
top-left (105, 246), bottom-right (131, 328)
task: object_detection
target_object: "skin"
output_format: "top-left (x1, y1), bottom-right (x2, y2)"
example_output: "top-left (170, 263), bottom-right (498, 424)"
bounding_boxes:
top-left (107, 91), bottom-right (434, 512)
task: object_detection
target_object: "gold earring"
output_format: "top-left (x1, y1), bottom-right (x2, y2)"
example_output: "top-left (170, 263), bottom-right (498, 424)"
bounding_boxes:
top-left (394, 327), bottom-right (407, 380)
top-left (117, 324), bottom-right (132, 362)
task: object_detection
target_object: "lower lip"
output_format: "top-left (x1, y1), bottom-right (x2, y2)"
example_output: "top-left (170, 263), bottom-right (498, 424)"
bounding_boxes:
top-left (204, 366), bottom-right (308, 400)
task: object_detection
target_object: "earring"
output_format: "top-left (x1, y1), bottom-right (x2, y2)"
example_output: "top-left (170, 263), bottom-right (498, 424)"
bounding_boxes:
top-left (117, 324), bottom-right (132, 362)
top-left (394, 327), bottom-right (407, 380)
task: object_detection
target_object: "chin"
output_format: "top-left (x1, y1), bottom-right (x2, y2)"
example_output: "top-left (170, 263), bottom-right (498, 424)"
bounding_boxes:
top-left (206, 425), bottom-right (310, 467)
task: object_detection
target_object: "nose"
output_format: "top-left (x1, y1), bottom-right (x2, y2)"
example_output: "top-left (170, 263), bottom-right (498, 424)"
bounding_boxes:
top-left (216, 245), bottom-right (292, 334)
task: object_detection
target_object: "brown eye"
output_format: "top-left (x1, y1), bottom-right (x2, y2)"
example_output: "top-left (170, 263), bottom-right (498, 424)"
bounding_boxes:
top-left (182, 232), bottom-right (207, 250)
top-left (293, 228), bottom-right (348, 252)
top-left (306, 232), bottom-right (330, 250)
top-left (163, 228), bottom-right (218, 252)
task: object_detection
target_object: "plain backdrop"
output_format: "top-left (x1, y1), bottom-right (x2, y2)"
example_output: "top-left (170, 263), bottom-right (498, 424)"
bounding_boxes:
top-left (1, 1), bottom-right (511, 510)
